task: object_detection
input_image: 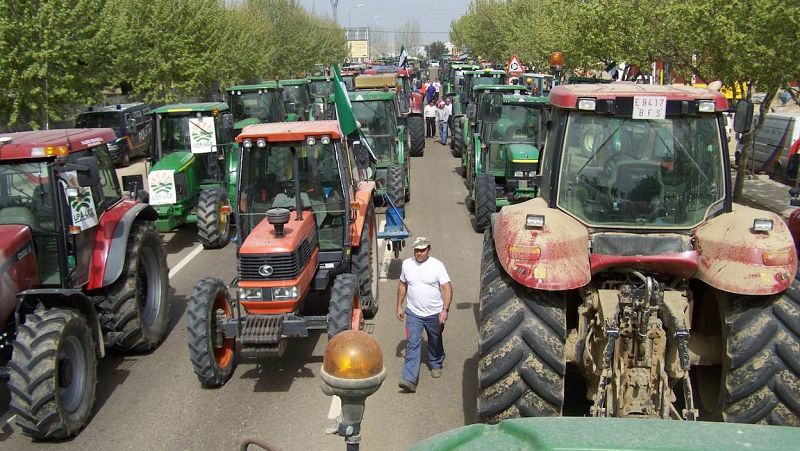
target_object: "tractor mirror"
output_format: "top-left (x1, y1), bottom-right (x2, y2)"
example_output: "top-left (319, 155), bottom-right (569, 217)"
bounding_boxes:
top-left (734, 100), bottom-right (754, 134)
top-left (222, 113), bottom-right (234, 130)
top-left (75, 156), bottom-right (100, 187)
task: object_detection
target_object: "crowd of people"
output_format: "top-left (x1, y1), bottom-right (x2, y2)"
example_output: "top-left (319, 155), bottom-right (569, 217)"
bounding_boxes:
top-left (421, 78), bottom-right (453, 146)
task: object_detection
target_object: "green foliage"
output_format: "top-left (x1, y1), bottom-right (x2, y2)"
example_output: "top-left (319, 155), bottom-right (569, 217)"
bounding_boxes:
top-left (0, 0), bottom-right (348, 130)
top-left (428, 41), bottom-right (447, 61)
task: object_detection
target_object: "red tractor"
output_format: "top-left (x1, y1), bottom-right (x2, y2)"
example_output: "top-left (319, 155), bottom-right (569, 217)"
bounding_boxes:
top-left (396, 67), bottom-right (426, 157)
top-left (187, 121), bottom-right (377, 387)
top-left (0, 129), bottom-right (169, 438)
top-left (478, 84), bottom-right (800, 425)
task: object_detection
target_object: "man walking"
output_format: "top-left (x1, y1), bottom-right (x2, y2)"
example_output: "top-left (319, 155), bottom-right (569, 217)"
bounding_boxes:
top-left (436, 101), bottom-right (451, 145)
top-left (424, 101), bottom-right (437, 139)
top-left (397, 237), bottom-right (453, 393)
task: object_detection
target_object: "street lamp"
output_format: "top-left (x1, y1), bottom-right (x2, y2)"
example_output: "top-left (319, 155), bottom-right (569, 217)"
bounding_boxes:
top-left (348, 3), bottom-right (364, 29)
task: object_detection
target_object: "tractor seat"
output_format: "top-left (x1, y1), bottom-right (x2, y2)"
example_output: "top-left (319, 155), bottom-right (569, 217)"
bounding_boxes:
top-left (607, 160), bottom-right (664, 210)
top-left (0, 207), bottom-right (39, 230)
top-left (272, 192), bottom-right (327, 226)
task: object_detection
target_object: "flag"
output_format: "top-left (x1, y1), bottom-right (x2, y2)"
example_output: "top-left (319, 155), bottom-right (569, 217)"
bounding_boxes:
top-left (398, 46), bottom-right (408, 68)
top-left (332, 64), bottom-right (376, 161)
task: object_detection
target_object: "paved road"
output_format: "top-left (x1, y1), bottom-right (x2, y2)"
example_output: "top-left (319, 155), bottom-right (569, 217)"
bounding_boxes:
top-left (0, 140), bottom-right (483, 450)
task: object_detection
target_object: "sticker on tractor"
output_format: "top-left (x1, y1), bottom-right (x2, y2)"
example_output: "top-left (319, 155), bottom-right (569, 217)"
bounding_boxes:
top-left (148, 170), bottom-right (177, 205)
top-left (62, 171), bottom-right (99, 231)
top-left (632, 96), bottom-right (667, 120)
top-left (189, 116), bottom-right (217, 154)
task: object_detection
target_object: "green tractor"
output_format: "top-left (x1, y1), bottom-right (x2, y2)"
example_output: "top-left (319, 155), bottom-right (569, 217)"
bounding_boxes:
top-left (225, 81), bottom-right (288, 135)
top-left (466, 91), bottom-right (548, 232)
top-left (279, 78), bottom-right (317, 121)
top-left (309, 75), bottom-right (335, 120)
top-left (148, 102), bottom-right (235, 248)
top-left (451, 68), bottom-right (508, 158)
top-left (442, 62), bottom-right (479, 95)
top-left (348, 90), bottom-right (410, 208)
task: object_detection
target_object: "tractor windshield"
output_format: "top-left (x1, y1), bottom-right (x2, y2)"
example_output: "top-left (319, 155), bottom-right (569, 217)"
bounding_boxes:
top-left (557, 113), bottom-right (725, 228)
top-left (239, 143), bottom-right (346, 250)
top-left (229, 90), bottom-right (283, 124)
top-left (158, 113), bottom-right (218, 155)
top-left (351, 100), bottom-right (396, 162)
top-left (75, 112), bottom-right (121, 130)
top-left (486, 105), bottom-right (542, 172)
top-left (310, 80), bottom-right (332, 99)
top-left (283, 85), bottom-right (311, 113)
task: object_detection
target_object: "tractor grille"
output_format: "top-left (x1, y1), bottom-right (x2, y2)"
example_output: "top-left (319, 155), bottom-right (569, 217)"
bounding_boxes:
top-left (510, 161), bottom-right (538, 177)
top-left (238, 239), bottom-right (313, 280)
top-left (174, 172), bottom-right (188, 201)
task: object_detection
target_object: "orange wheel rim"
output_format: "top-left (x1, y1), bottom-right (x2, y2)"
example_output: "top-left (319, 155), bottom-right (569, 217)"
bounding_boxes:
top-left (212, 294), bottom-right (234, 368)
top-left (351, 294), bottom-right (364, 331)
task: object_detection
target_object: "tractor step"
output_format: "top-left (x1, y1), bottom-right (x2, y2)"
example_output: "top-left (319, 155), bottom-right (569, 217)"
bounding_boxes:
top-left (240, 314), bottom-right (284, 346)
top-left (238, 339), bottom-right (287, 359)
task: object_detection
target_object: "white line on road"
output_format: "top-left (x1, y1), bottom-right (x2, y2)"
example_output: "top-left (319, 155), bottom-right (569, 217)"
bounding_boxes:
top-left (4, 414), bottom-right (15, 425)
top-left (168, 244), bottom-right (204, 279)
top-left (327, 395), bottom-right (342, 420)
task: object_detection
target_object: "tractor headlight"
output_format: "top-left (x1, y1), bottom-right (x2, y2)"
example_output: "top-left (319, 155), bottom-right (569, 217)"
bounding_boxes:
top-left (525, 214), bottom-right (545, 229)
top-left (577, 98), bottom-right (596, 111)
top-left (306, 137), bottom-right (317, 146)
top-left (242, 139), bottom-right (253, 149)
top-left (514, 171), bottom-right (524, 177)
top-left (528, 171), bottom-right (537, 177)
top-left (256, 138), bottom-right (267, 148)
top-left (239, 288), bottom-right (264, 300)
top-left (697, 100), bottom-right (716, 113)
top-left (320, 135), bottom-right (331, 145)
top-left (753, 218), bottom-right (773, 232)
top-left (273, 286), bottom-right (298, 300)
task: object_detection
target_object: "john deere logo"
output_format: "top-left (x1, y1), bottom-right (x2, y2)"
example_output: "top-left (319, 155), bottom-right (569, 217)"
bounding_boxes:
top-left (258, 265), bottom-right (274, 277)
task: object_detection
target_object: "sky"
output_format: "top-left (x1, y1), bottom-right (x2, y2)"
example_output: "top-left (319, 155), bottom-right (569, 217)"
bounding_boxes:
top-left (296, 0), bottom-right (472, 45)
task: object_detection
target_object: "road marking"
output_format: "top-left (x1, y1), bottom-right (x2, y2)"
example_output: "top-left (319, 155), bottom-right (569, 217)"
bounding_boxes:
top-left (328, 395), bottom-right (342, 419)
top-left (168, 244), bottom-right (203, 279)
top-left (4, 414), bottom-right (15, 425)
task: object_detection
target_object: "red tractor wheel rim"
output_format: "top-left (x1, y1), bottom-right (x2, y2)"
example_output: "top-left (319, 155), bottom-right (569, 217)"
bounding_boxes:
top-left (351, 295), bottom-right (364, 331)
top-left (212, 294), bottom-right (234, 368)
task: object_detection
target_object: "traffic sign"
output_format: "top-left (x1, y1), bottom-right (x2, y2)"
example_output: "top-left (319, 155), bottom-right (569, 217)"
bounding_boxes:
top-left (507, 55), bottom-right (524, 75)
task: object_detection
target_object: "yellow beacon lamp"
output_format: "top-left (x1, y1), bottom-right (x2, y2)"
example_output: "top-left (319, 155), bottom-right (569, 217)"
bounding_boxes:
top-left (321, 330), bottom-right (386, 450)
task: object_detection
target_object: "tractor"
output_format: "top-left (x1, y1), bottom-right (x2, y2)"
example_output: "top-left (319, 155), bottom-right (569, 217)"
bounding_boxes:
top-left (187, 120), bottom-right (377, 387)
top-left (519, 73), bottom-right (554, 97)
top-left (279, 78), bottom-right (317, 121)
top-left (452, 68), bottom-right (508, 158)
top-left (148, 102), bottom-right (236, 248)
top-left (478, 83), bottom-right (800, 426)
top-left (348, 89), bottom-right (410, 208)
top-left (465, 91), bottom-right (548, 232)
top-left (225, 82), bottom-right (288, 135)
top-left (395, 68), bottom-right (426, 157)
top-left (0, 129), bottom-right (169, 439)
top-left (309, 75), bottom-right (335, 120)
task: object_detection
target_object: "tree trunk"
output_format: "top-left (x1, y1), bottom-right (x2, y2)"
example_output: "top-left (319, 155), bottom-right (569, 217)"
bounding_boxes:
top-left (733, 88), bottom-right (777, 202)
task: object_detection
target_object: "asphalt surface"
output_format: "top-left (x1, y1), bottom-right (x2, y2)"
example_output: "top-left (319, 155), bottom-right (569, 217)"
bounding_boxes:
top-left (0, 139), bottom-right (483, 450)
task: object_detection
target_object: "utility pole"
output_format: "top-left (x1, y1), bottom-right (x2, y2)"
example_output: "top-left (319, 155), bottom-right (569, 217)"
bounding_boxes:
top-left (330, 0), bottom-right (338, 24)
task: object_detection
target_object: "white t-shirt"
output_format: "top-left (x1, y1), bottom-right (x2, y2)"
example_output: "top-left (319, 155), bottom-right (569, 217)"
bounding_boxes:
top-left (424, 104), bottom-right (437, 118)
top-left (400, 256), bottom-right (451, 317)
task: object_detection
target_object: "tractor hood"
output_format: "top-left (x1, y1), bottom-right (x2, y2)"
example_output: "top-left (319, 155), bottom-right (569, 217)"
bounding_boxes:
top-left (239, 209), bottom-right (316, 256)
top-left (505, 143), bottom-right (539, 161)
top-left (0, 224), bottom-right (39, 325)
top-left (151, 150), bottom-right (195, 173)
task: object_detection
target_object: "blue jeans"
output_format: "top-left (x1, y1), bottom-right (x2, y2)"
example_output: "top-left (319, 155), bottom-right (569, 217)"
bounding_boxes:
top-left (402, 309), bottom-right (445, 384)
top-left (439, 120), bottom-right (448, 145)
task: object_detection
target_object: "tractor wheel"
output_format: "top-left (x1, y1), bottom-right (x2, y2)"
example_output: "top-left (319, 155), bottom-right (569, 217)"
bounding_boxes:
top-left (352, 204), bottom-right (378, 319)
top-left (387, 164), bottom-right (405, 209)
top-left (328, 273), bottom-right (360, 339)
top-left (404, 160), bottom-right (411, 204)
top-left (187, 277), bottom-right (236, 388)
top-left (197, 188), bottom-right (232, 249)
top-left (409, 116), bottom-right (425, 157)
top-left (477, 230), bottom-right (566, 424)
top-left (106, 221), bottom-right (169, 353)
top-left (9, 308), bottom-right (97, 439)
top-left (452, 119), bottom-right (464, 158)
top-left (700, 284), bottom-right (800, 425)
top-left (473, 174), bottom-right (496, 233)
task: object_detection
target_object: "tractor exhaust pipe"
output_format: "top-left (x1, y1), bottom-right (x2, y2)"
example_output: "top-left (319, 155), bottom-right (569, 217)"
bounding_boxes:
top-left (290, 146), bottom-right (302, 220)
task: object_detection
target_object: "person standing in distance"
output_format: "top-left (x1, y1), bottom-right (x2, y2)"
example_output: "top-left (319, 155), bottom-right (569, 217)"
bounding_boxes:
top-left (396, 237), bottom-right (453, 393)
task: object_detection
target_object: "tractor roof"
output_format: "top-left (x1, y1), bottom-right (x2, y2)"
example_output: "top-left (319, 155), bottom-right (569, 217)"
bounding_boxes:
top-left (0, 128), bottom-right (116, 160)
top-left (279, 78), bottom-right (310, 86)
top-left (226, 81), bottom-right (281, 92)
top-left (465, 69), bottom-right (506, 76)
top-left (355, 74), bottom-right (398, 90)
top-left (309, 75), bottom-right (332, 81)
top-left (79, 103), bottom-right (149, 114)
top-left (549, 83), bottom-right (728, 111)
top-left (236, 120), bottom-right (341, 143)
top-left (502, 94), bottom-right (549, 105)
top-left (348, 90), bottom-right (395, 101)
top-left (152, 102), bottom-right (229, 114)
top-left (474, 84), bottom-right (529, 93)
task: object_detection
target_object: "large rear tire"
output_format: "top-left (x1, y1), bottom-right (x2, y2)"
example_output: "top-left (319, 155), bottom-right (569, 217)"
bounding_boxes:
top-left (328, 274), bottom-right (359, 339)
top-left (409, 116), bottom-right (425, 157)
top-left (9, 308), bottom-right (97, 439)
top-left (473, 174), bottom-right (496, 233)
top-left (352, 204), bottom-right (378, 319)
top-left (711, 284), bottom-right (800, 425)
top-left (106, 221), bottom-right (170, 352)
top-left (452, 118), bottom-right (464, 158)
top-left (478, 230), bottom-right (566, 423)
top-left (187, 277), bottom-right (236, 388)
top-left (197, 188), bottom-right (232, 249)
top-left (387, 164), bottom-right (405, 209)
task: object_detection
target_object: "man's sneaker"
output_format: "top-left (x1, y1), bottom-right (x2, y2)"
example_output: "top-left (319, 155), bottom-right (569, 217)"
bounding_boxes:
top-left (431, 368), bottom-right (442, 378)
top-left (399, 380), bottom-right (416, 392)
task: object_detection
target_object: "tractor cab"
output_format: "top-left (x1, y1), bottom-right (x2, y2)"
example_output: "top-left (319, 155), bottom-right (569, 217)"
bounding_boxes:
top-left (279, 79), bottom-right (315, 121)
top-left (309, 76), bottom-right (334, 120)
top-left (357, 72), bottom-right (425, 157)
top-left (225, 82), bottom-right (287, 133)
top-left (519, 73), bottom-right (554, 97)
top-left (460, 68), bottom-right (508, 111)
top-left (149, 103), bottom-right (236, 247)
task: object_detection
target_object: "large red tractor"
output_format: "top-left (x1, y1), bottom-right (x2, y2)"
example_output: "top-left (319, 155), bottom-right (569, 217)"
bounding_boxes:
top-left (478, 84), bottom-right (800, 425)
top-left (187, 121), bottom-right (377, 387)
top-left (0, 129), bottom-right (169, 439)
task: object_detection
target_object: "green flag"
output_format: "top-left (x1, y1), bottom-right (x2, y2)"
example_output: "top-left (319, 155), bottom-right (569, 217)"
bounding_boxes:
top-left (333, 64), bottom-right (357, 136)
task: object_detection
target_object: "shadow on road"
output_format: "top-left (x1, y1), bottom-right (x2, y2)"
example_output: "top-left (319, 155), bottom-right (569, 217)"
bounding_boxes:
top-left (164, 225), bottom-right (201, 254)
top-left (163, 290), bottom-right (189, 345)
top-left (239, 332), bottom-right (323, 392)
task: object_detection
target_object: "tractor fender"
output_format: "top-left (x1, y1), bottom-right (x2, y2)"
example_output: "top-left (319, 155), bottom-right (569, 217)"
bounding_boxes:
top-left (492, 198), bottom-right (591, 290)
top-left (349, 181), bottom-right (376, 246)
top-left (397, 126), bottom-right (406, 164)
top-left (87, 201), bottom-right (158, 290)
top-left (16, 288), bottom-right (105, 358)
top-left (694, 204), bottom-right (796, 295)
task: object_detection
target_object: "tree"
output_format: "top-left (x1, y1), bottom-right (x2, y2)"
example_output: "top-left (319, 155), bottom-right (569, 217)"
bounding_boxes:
top-left (396, 19), bottom-right (422, 55)
top-left (428, 41), bottom-right (447, 61)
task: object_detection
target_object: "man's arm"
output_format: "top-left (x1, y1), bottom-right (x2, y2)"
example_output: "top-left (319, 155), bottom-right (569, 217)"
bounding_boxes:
top-left (396, 280), bottom-right (408, 321)
top-left (438, 281), bottom-right (453, 324)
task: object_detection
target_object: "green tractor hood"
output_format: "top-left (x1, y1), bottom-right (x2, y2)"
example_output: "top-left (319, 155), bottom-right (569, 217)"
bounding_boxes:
top-left (506, 143), bottom-right (539, 161)
top-left (151, 150), bottom-right (195, 173)
top-left (234, 117), bottom-right (260, 132)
